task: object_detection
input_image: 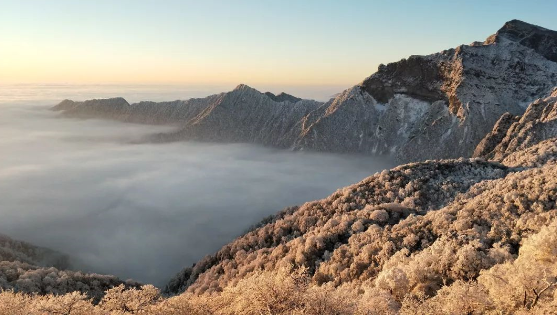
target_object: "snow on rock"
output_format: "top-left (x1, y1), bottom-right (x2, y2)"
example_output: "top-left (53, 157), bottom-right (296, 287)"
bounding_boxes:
top-left (350, 19), bottom-right (557, 162)
top-left (475, 87), bottom-right (557, 163)
top-left (52, 20), bottom-right (557, 163)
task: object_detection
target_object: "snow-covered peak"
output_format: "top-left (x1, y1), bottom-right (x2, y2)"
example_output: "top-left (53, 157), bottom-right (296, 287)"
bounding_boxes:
top-left (484, 19), bottom-right (557, 62)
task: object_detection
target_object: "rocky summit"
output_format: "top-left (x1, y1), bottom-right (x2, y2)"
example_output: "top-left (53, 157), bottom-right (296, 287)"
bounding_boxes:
top-left (475, 87), bottom-right (557, 163)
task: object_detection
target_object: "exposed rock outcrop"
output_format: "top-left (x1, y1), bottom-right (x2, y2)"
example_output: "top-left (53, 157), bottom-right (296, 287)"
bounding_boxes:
top-left (302, 19), bottom-right (557, 161)
top-left (474, 87), bottom-right (557, 161)
top-left (485, 19), bottom-right (557, 62)
top-left (473, 112), bottom-right (521, 158)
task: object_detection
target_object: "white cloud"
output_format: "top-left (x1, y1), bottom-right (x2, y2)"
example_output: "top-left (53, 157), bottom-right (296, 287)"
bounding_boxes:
top-left (0, 103), bottom-right (392, 286)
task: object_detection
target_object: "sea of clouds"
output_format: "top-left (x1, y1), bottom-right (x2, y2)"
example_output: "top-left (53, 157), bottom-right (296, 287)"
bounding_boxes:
top-left (0, 85), bottom-right (392, 286)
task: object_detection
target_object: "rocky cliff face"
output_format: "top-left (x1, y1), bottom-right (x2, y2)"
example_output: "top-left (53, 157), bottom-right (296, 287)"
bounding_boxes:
top-left (485, 19), bottom-right (557, 62)
top-left (474, 87), bottom-right (557, 161)
top-left (296, 20), bottom-right (557, 161)
top-left (53, 20), bottom-right (557, 163)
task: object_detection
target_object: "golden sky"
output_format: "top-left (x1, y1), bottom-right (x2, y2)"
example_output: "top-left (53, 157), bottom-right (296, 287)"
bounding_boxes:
top-left (1, 1), bottom-right (554, 87)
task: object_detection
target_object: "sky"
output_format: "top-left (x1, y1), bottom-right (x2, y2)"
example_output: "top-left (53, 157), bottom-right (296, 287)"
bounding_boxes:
top-left (1, 0), bottom-right (557, 92)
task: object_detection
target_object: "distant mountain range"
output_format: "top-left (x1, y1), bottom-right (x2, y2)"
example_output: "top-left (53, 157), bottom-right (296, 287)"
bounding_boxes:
top-left (53, 19), bottom-right (557, 163)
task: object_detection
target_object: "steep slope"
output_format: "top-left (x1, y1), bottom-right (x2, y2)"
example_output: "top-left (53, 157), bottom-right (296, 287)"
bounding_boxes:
top-left (501, 137), bottom-right (557, 168)
top-left (475, 87), bottom-right (557, 161)
top-left (296, 20), bottom-right (557, 161)
top-left (484, 19), bottom-right (557, 62)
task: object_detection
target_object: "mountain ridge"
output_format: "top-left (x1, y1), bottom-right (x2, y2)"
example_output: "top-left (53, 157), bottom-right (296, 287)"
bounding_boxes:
top-left (52, 20), bottom-right (557, 163)
top-left (474, 87), bottom-right (557, 161)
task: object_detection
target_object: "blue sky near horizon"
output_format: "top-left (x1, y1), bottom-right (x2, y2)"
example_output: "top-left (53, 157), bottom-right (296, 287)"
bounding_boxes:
top-left (1, 0), bottom-right (556, 94)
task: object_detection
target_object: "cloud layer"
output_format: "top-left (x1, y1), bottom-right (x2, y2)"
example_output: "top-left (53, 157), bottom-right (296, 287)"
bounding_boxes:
top-left (0, 98), bottom-right (392, 286)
